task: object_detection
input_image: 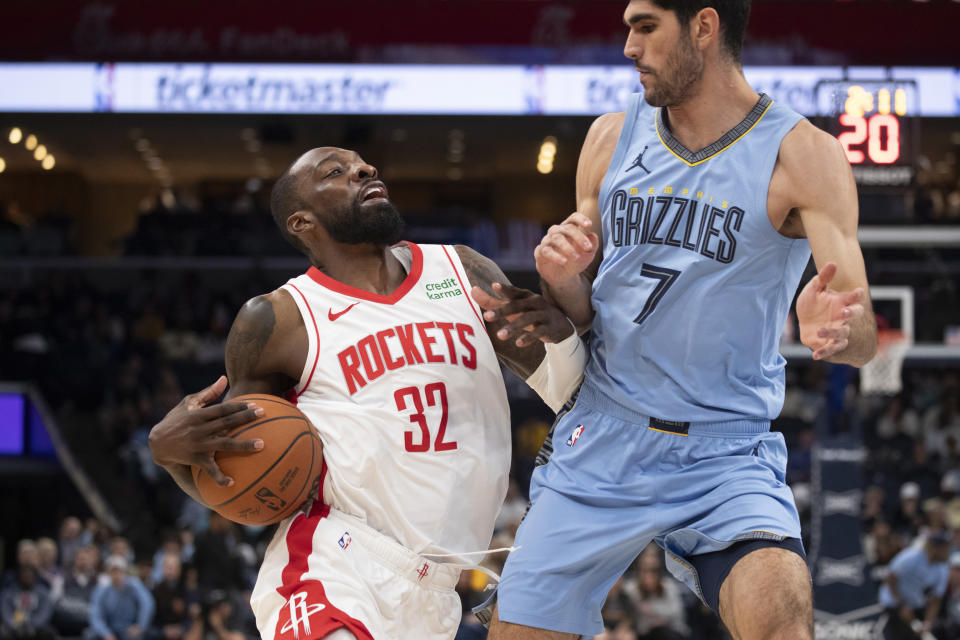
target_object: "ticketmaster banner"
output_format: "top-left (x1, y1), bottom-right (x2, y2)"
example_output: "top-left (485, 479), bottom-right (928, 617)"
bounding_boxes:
top-left (106, 64), bottom-right (530, 114)
top-left (0, 63), bottom-right (957, 116)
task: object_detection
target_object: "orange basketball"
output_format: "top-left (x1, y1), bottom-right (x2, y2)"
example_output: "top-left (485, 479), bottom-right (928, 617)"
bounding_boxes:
top-left (192, 394), bottom-right (322, 526)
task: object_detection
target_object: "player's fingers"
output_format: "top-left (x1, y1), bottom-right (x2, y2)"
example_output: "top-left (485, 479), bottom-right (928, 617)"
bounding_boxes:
top-left (817, 325), bottom-right (851, 340)
top-left (816, 263), bottom-right (837, 289)
top-left (196, 401), bottom-right (260, 423)
top-left (550, 223), bottom-right (594, 251)
top-left (471, 285), bottom-right (505, 311)
top-left (841, 287), bottom-right (865, 306)
top-left (586, 232), bottom-right (600, 251)
top-left (212, 437), bottom-right (265, 453)
top-left (841, 303), bottom-right (865, 322)
top-left (187, 376), bottom-right (229, 409)
top-left (537, 244), bottom-right (570, 265)
top-left (198, 405), bottom-right (262, 434)
top-left (563, 212), bottom-right (593, 229)
top-left (814, 337), bottom-right (849, 360)
top-left (200, 455), bottom-right (233, 487)
top-left (543, 232), bottom-right (585, 261)
top-left (493, 282), bottom-right (534, 300)
top-left (486, 297), bottom-right (542, 320)
top-left (515, 333), bottom-right (537, 348)
top-left (496, 312), bottom-right (546, 340)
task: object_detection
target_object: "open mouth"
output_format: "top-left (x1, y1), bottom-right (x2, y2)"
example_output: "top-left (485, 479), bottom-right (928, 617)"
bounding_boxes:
top-left (360, 182), bottom-right (388, 203)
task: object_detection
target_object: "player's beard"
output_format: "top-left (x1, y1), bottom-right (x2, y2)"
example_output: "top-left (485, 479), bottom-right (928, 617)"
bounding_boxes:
top-left (641, 31), bottom-right (704, 108)
top-left (322, 198), bottom-right (405, 246)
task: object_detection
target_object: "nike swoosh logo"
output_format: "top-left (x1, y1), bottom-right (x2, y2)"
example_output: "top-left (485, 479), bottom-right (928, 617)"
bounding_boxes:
top-left (328, 303), bottom-right (358, 321)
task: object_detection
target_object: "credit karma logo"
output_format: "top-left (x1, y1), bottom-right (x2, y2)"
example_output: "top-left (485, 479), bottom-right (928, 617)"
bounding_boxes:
top-left (153, 66), bottom-right (395, 113)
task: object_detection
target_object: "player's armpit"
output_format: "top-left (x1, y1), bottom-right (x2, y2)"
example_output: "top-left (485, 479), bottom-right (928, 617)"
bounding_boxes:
top-left (224, 289), bottom-right (306, 399)
top-left (782, 123), bottom-right (877, 366)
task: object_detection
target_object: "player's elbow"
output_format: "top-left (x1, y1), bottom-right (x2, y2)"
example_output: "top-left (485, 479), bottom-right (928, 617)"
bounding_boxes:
top-left (849, 330), bottom-right (879, 368)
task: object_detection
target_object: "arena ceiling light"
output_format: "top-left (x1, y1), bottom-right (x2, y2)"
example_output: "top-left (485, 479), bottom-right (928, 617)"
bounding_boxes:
top-left (537, 136), bottom-right (557, 175)
top-left (8, 127), bottom-right (21, 144)
top-left (33, 144), bottom-right (47, 161)
top-left (0, 157), bottom-right (5, 173)
top-left (24, 134), bottom-right (37, 151)
top-left (41, 155), bottom-right (54, 170)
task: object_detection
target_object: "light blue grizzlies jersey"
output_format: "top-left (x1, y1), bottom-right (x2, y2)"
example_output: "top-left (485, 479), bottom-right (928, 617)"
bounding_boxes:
top-left (587, 93), bottom-right (810, 422)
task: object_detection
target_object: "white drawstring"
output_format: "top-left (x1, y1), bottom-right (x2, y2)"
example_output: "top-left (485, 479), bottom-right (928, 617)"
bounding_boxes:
top-left (421, 545), bottom-right (521, 584)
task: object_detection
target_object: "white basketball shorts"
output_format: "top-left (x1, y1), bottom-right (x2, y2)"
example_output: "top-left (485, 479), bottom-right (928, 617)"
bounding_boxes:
top-left (250, 503), bottom-right (463, 640)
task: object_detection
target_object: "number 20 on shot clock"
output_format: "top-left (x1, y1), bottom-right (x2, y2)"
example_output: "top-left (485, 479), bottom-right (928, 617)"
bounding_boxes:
top-left (813, 79), bottom-right (919, 188)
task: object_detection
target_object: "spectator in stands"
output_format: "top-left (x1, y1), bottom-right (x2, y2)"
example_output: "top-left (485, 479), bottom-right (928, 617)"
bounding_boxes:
top-left (0, 565), bottom-right (56, 640)
top-left (86, 556), bottom-right (154, 640)
top-left (891, 482), bottom-right (924, 541)
top-left (150, 554), bottom-right (189, 640)
top-left (2, 542), bottom-right (46, 592)
top-left (879, 532), bottom-right (951, 640)
top-left (864, 520), bottom-right (903, 568)
top-left (623, 548), bottom-right (688, 640)
top-left (34, 540), bottom-right (62, 602)
top-left (106, 540), bottom-right (133, 567)
top-left (52, 545), bottom-right (100, 638)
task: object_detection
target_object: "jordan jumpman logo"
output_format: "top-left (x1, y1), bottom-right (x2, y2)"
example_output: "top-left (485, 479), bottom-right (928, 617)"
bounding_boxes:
top-left (626, 145), bottom-right (651, 174)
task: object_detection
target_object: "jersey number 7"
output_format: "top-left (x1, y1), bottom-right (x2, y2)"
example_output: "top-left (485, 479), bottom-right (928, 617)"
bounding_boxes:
top-left (633, 263), bottom-right (681, 325)
top-left (394, 383), bottom-right (458, 453)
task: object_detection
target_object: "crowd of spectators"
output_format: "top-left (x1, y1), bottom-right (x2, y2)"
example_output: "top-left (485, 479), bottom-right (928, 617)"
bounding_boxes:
top-left (1, 515), bottom-right (264, 640)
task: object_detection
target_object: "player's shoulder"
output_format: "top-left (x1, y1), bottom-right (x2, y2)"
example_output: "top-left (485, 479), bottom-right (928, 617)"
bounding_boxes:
top-left (779, 118), bottom-right (848, 170)
top-left (235, 288), bottom-right (302, 334)
top-left (585, 111), bottom-right (627, 151)
top-left (775, 118), bottom-right (853, 196)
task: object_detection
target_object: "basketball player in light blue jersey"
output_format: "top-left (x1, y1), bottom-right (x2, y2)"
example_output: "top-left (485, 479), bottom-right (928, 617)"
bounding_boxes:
top-left (480, 1), bottom-right (877, 639)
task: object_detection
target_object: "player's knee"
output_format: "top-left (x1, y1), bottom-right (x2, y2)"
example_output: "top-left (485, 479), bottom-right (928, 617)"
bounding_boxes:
top-left (719, 547), bottom-right (812, 640)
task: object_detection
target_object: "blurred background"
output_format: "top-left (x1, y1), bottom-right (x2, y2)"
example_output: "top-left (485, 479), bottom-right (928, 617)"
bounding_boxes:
top-left (1, 1), bottom-right (959, 639)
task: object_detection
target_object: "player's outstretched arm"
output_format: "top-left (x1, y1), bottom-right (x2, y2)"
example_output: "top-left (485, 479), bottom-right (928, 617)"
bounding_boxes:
top-left (782, 122), bottom-right (878, 366)
top-left (535, 112), bottom-right (623, 333)
top-left (149, 290), bottom-right (306, 499)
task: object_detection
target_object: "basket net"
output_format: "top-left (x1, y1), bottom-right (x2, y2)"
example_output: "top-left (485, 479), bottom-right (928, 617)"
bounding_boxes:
top-left (859, 329), bottom-right (910, 394)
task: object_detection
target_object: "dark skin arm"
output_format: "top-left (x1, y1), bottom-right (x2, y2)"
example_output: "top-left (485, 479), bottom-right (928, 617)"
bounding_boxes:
top-left (455, 245), bottom-right (574, 379)
top-left (149, 290), bottom-right (306, 498)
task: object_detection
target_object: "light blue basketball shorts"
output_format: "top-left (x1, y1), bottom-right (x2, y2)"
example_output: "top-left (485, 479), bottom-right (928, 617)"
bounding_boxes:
top-left (497, 383), bottom-right (802, 638)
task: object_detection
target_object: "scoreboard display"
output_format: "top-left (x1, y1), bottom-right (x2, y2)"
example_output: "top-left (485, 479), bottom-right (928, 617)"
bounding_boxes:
top-left (813, 79), bottom-right (919, 188)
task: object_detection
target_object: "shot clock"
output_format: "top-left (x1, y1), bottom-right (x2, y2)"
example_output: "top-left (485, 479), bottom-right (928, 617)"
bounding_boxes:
top-left (813, 79), bottom-right (919, 188)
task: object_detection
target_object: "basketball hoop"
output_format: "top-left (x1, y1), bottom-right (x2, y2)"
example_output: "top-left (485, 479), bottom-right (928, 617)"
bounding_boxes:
top-left (859, 329), bottom-right (910, 394)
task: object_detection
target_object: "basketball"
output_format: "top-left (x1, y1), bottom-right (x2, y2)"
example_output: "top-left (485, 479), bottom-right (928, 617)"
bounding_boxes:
top-left (192, 394), bottom-right (323, 526)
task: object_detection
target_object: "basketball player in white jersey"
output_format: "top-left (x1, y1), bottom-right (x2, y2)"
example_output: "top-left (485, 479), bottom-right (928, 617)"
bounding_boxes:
top-left (148, 146), bottom-right (586, 640)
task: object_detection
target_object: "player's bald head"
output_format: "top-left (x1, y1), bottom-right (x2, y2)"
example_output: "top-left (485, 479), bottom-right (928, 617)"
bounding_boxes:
top-left (270, 147), bottom-right (347, 254)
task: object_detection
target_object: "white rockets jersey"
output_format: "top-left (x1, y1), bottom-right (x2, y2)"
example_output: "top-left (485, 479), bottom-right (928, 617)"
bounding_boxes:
top-left (280, 242), bottom-right (511, 556)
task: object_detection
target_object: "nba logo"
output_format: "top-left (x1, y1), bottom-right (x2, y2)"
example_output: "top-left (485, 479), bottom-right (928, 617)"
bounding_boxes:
top-left (338, 532), bottom-right (351, 549)
top-left (566, 425), bottom-right (585, 447)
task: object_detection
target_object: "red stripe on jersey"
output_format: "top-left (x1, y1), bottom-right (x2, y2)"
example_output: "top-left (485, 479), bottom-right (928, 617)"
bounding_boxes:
top-left (306, 241), bottom-right (424, 305)
top-left (286, 283), bottom-right (321, 401)
top-left (441, 245), bottom-right (483, 324)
